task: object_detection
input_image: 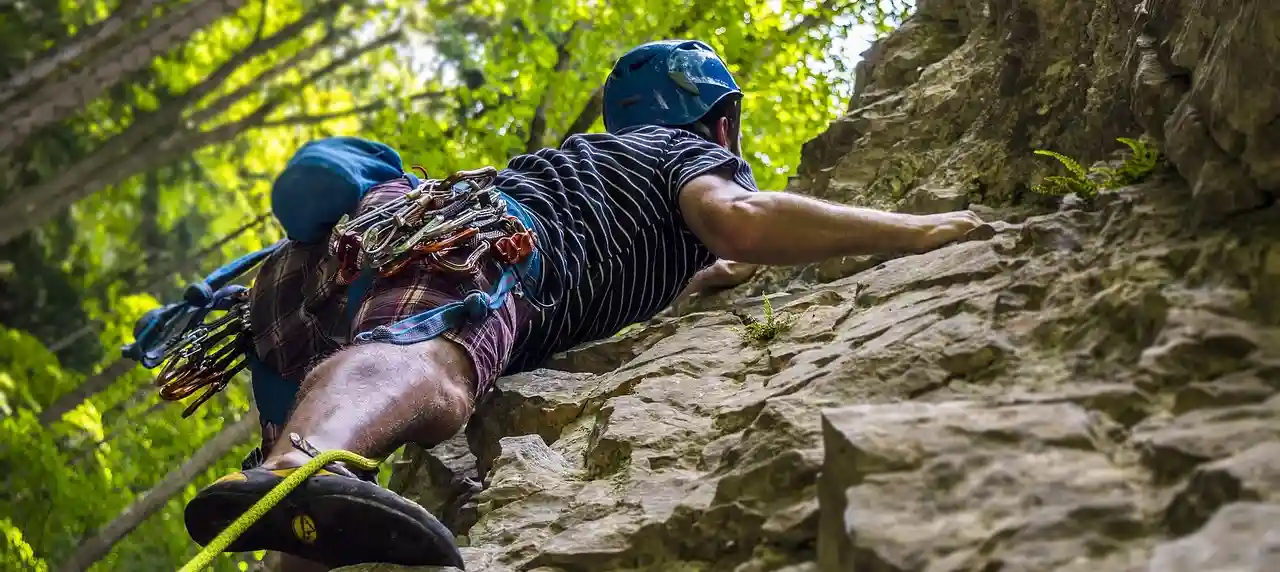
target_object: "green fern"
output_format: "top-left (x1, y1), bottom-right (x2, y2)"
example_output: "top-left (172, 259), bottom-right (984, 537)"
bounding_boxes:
top-left (1034, 150), bottom-right (1087, 178)
top-left (1106, 137), bottom-right (1161, 186)
top-left (736, 296), bottom-right (796, 345)
top-left (1031, 137), bottom-right (1162, 198)
top-left (1031, 149), bottom-right (1100, 197)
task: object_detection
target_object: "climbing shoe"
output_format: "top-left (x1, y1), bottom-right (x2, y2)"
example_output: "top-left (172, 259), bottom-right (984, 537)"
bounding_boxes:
top-left (183, 434), bottom-right (464, 568)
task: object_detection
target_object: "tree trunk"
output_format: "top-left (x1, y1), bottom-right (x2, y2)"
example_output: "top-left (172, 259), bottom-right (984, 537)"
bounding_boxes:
top-left (0, 19), bottom-right (376, 248)
top-left (0, 0), bottom-right (250, 157)
top-left (53, 411), bottom-right (259, 572)
top-left (557, 85), bottom-right (605, 147)
top-left (527, 24), bottom-right (580, 153)
top-left (5, 85), bottom-right (323, 245)
top-left (38, 359), bottom-right (139, 426)
top-left (139, 170), bottom-right (164, 262)
top-left (0, 0), bottom-right (167, 107)
top-left (0, 2), bottom-right (339, 247)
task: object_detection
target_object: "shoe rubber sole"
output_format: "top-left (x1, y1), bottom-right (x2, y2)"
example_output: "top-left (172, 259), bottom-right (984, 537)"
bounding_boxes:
top-left (184, 474), bottom-right (464, 568)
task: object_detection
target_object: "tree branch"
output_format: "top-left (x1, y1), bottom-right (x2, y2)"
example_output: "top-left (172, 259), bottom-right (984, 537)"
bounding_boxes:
top-left (252, 0), bottom-right (271, 41)
top-left (557, 85), bottom-right (605, 147)
top-left (45, 211), bottom-right (271, 357)
top-left (260, 102), bottom-right (386, 128)
top-left (214, 29), bottom-right (404, 129)
top-left (0, 14), bottom-right (349, 247)
top-left (68, 400), bottom-right (168, 466)
top-left (0, 29), bottom-right (404, 247)
top-left (37, 359), bottom-right (138, 427)
top-left (526, 24), bottom-right (580, 153)
top-left (185, 25), bottom-right (346, 127)
top-left (165, 0), bottom-right (343, 135)
top-left (0, 4), bottom-right (336, 238)
top-left (259, 90), bottom-right (445, 128)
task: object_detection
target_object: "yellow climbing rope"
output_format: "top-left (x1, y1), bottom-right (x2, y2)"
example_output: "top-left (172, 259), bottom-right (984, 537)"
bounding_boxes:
top-left (177, 450), bottom-right (381, 572)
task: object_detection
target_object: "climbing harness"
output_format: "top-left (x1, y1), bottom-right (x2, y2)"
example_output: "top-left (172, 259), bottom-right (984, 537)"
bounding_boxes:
top-left (327, 166), bottom-right (536, 287)
top-left (330, 166), bottom-right (545, 347)
top-left (122, 164), bottom-right (547, 421)
top-left (117, 140), bottom-right (525, 570)
top-left (176, 435), bottom-right (381, 572)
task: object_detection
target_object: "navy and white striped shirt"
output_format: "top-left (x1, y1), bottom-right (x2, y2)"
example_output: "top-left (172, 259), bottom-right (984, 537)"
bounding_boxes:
top-left (496, 125), bottom-right (759, 372)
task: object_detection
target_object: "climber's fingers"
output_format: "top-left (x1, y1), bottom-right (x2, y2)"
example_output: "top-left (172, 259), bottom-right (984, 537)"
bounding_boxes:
top-left (963, 223), bottom-right (998, 242)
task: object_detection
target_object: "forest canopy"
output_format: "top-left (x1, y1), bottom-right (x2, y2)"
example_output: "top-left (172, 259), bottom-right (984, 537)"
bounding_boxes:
top-left (0, 0), bottom-right (909, 570)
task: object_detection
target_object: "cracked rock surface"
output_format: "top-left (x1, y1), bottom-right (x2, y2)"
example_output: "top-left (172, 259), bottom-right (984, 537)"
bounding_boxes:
top-left (337, 0), bottom-right (1280, 569)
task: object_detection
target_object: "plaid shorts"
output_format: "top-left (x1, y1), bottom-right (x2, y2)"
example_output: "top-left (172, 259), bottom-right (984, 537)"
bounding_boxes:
top-left (248, 177), bottom-right (531, 412)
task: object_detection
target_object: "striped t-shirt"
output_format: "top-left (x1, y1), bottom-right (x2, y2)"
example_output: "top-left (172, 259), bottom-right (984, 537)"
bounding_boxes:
top-left (496, 125), bottom-right (759, 372)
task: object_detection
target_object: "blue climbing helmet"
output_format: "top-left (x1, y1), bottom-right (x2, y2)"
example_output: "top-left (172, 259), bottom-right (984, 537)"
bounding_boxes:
top-left (603, 40), bottom-right (742, 133)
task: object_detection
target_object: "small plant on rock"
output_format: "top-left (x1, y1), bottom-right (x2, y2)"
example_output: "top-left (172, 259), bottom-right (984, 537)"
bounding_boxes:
top-left (1030, 149), bottom-right (1101, 198)
top-left (1031, 137), bottom-right (1163, 199)
top-left (867, 154), bottom-right (929, 200)
top-left (1106, 137), bottom-right (1161, 187)
top-left (736, 296), bottom-right (796, 345)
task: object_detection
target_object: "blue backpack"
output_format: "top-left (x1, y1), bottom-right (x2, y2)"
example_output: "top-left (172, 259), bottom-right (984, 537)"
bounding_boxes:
top-left (121, 137), bottom-right (542, 428)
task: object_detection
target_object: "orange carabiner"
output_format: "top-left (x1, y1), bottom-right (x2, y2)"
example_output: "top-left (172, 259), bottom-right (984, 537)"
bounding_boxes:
top-left (333, 233), bottom-right (364, 285)
top-left (494, 231), bottom-right (536, 264)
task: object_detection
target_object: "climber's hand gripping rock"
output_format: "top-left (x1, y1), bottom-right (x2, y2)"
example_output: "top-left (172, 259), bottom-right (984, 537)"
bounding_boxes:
top-left (912, 210), bottom-right (994, 252)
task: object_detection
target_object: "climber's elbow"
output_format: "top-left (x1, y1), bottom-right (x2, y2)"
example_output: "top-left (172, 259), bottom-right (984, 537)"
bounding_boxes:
top-left (678, 173), bottom-right (769, 262)
top-left (706, 197), bottom-right (770, 262)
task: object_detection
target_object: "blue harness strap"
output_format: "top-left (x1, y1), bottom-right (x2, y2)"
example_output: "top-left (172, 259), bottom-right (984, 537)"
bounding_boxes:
top-left (246, 354), bottom-right (298, 426)
top-left (352, 192), bottom-right (542, 346)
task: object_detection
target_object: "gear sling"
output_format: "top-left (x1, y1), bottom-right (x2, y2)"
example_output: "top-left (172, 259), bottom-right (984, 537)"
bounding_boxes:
top-left (121, 137), bottom-right (542, 430)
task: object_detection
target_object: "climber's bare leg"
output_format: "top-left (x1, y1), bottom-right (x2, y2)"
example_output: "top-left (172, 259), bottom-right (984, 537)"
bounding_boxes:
top-left (260, 338), bottom-right (478, 470)
top-left (260, 339), bottom-right (476, 572)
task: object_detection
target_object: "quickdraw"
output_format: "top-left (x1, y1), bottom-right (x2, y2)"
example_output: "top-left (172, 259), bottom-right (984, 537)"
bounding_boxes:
top-left (153, 290), bottom-right (253, 418)
top-left (328, 166), bottom-right (537, 285)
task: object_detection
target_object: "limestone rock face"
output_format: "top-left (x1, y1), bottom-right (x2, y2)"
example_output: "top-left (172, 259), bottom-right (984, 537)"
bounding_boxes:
top-left (335, 0), bottom-right (1280, 570)
top-left (794, 0), bottom-right (1278, 221)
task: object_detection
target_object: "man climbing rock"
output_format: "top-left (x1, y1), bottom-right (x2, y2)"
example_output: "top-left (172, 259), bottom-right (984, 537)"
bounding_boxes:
top-left (174, 39), bottom-right (989, 569)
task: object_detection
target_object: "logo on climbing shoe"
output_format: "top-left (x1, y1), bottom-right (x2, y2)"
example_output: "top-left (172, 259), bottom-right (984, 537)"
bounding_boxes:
top-left (292, 514), bottom-right (317, 544)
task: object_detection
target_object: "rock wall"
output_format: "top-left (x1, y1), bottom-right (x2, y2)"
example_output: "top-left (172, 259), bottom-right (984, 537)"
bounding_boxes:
top-left (340, 0), bottom-right (1280, 570)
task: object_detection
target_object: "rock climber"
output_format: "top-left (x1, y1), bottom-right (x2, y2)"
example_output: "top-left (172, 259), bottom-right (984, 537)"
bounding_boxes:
top-left (179, 39), bottom-right (989, 570)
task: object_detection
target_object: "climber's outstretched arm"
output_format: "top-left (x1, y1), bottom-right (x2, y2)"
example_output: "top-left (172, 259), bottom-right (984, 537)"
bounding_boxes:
top-left (677, 173), bottom-right (987, 265)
